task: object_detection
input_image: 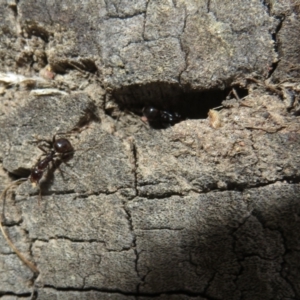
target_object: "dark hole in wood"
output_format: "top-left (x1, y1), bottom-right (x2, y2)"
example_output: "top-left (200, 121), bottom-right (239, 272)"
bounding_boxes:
top-left (111, 82), bottom-right (248, 127)
top-left (8, 167), bottom-right (31, 178)
top-left (51, 59), bottom-right (98, 74)
top-left (22, 22), bottom-right (50, 43)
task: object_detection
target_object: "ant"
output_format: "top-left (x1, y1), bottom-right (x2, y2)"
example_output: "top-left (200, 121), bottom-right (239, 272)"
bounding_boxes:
top-left (142, 106), bottom-right (182, 128)
top-left (30, 134), bottom-right (74, 203)
top-left (0, 134), bottom-right (75, 275)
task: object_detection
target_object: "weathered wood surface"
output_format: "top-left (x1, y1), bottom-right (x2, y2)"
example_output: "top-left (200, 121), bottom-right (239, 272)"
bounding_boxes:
top-left (0, 0), bottom-right (300, 299)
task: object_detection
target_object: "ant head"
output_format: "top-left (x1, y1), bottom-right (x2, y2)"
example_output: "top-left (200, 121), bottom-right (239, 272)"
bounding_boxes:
top-left (53, 138), bottom-right (74, 154)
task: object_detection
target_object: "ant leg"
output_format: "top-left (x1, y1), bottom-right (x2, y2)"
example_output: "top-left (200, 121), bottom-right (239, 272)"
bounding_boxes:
top-left (57, 165), bottom-right (67, 180)
top-left (38, 186), bottom-right (42, 206)
top-left (30, 134), bottom-right (52, 145)
top-left (52, 133), bottom-right (57, 145)
top-left (72, 145), bottom-right (101, 159)
top-left (28, 139), bottom-right (52, 153)
top-left (54, 131), bottom-right (74, 137)
top-left (53, 159), bottom-right (78, 182)
top-left (38, 145), bottom-right (50, 154)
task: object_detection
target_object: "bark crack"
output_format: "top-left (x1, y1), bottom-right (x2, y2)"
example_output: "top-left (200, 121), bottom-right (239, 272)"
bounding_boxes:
top-left (142, 0), bottom-right (150, 41)
top-left (33, 237), bottom-right (107, 246)
top-left (7, 0), bottom-right (19, 18)
top-left (207, 0), bottom-right (211, 13)
top-left (131, 139), bottom-right (138, 197)
top-left (267, 15), bottom-right (285, 79)
top-left (106, 13), bottom-right (145, 21)
top-left (121, 201), bottom-right (140, 293)
top-left (41, 285), bottom-right (218, 298)
top-left (178, 5), bottom-right (188, 85)
top-left (260, 0), bottom-right (285, 79)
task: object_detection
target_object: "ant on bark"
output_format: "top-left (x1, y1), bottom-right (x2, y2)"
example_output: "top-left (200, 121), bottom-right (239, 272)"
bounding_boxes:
top-left (0, 133), bottom-right (75, 275)
top-left (30, 134), bottom-right (74, 204)
top-left (142, 106), bottom-right (182, 128)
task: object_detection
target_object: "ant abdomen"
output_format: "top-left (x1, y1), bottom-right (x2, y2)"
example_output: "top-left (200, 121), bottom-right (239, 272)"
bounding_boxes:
top-left (142, 106), bottom-right (160, 121)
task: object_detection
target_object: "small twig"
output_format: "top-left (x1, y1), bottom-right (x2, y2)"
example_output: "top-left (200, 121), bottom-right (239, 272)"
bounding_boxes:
top-left (232, 88), bottom-right (241, 101)
top-left (211, 105), bottom-right (223, 110)
top-left (0, 179), bottom-right (40, 274)
top-left (244, 125), bottom-right (286, 133)
top-left (246, 77), bottom-right (284, 97)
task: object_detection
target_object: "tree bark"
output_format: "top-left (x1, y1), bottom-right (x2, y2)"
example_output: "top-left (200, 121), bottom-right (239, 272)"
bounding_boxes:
top-left (0, 0), bottom-right (300, 299)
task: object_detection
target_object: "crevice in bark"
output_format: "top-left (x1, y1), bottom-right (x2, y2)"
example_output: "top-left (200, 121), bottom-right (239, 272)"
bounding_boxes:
top-left (28, 187), bottom-right (76, 199)
top-left (7, 0), bottom-right (19, 18)
top-left (139, 178), bottom-right (300, 200)
top-left (207, 0), bottom-right (211, 13)
top-left (15, 187), bottom-right (137, 204)
top-left (137, 227), bottom-right (184, 231)
top-left (0, 291), bottom-right (32, 297)
top-left (137, 268), bottom-right (151, 294)
top-left (33, 236), bottom-right (134, 252)
top-left (231, 214), bottom-right (252, 285)
top-left (261, 0), bottom-right (271, 15)
top-left (31, 289), bottom-right (38, 300)
top-left (131, 140), bottom-right (138, 197)
top-left (202, 271), bottom-right (217, 297)
top-left (6, 168), bottom-right (31, 179)
top-left (51, 59), bottom-right (99, 75)
top-left (281, 250), bottom-right (299, 298)
top-left (33, 236), bottom-right (107, 245)
top-left (279, 226), bottom-right (299, 297)
top-left (250, 210), bottom-right (299, 297)
top-left (215, 175), bottom-right (300, 194)
top-left (21, 21), bottom-right (51, 43)
top-left (106, 13), bottom-right (145, 20)
top-left (267, 16), bottom-right (285, 79)
top-left (0, 220), bottom-right (22, 227)
top-left (261, 0), bottom-right (285, 79)
top-left (42, 285), bottom-right (218, 299)
top-left (142, 0), bottom-right (150, 41)
top-left (13, 176), bottom-right (300, 205)
top-left (178, 6), bottom-right (188, 85)
top-left (138, 189), bottom-right (186, 199)
top-left (112, 82), bottom-right (248, 126)
top-left (235, 252), bottom-right (282, 262)
top-left (121, 201), bottom-right (139, 292)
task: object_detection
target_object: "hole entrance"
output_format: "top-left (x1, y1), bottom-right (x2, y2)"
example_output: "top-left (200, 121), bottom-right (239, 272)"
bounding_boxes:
top-left (22, 22), bottom-right (50, 43)
top-left (8, 168), bottom-right (31, 179)
top-left (51, 59), bottom-right (98, 74)
top-left (111, 82), bottom-right (248, 127)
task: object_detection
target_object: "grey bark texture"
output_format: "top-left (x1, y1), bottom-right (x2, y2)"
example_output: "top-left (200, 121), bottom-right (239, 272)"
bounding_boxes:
top-left (0, 0), bottom-right (300, 299)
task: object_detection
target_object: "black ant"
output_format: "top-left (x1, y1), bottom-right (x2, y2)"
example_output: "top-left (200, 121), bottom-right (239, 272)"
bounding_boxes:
top-left (142, 106), bottom-right (182, 128)
top-left (30, 134), bottom-right (74, 203)
top-left (0, 134), bottom-right (75, 275)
